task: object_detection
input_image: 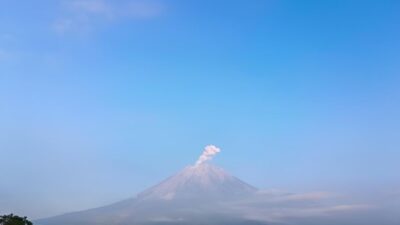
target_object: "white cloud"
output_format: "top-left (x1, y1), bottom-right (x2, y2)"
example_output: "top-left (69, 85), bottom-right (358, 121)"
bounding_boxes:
top-left (69, 0), bottom-right (110, 14)
top-left (53, 0), bottom-right (165, 34)
top-left (236, 203), bottom-right (373, 223)
top-left (124, 1), bottom-right (164, 19)
top-left (274, 191), bottom-right (334, 202)
top-left (221, 190), bottom-right (375, 224)
top-left (327, 204), bottom-right (373, 212)
top-left (149, 217), bottom-right (184, 222)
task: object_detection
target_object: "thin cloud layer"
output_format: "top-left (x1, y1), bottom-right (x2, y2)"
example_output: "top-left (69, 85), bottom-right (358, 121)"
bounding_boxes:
top-left (223, 190), bottom-right (378, 224)
top-left (69, 0), bottom-right (110, 14)
top-left (53, 0), bottom-right (165, 34)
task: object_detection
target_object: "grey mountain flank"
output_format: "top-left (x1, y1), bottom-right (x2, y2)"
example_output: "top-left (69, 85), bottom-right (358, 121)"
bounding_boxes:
top-left (37, 163), bottom-right (260, 225)
top-left (36, 162), bottom-right (397, 225)
top-left (138, 163), bottom-right (257, 201)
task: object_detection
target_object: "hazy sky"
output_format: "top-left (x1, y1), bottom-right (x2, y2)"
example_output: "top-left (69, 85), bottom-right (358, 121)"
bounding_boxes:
top-left (1, 0), bottom-right (399, 219)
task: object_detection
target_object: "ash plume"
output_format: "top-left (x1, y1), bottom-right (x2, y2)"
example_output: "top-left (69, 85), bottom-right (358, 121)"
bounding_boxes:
top-left (195, 145), bottom-right (221, 166)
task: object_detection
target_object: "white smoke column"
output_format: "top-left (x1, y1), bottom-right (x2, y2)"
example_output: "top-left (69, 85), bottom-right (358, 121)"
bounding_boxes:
top-left (195, 145), bottom-right (221, 166)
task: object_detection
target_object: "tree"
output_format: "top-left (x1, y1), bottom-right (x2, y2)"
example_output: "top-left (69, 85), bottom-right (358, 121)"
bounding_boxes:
top-left (0, 214), bottom-right (33, 225)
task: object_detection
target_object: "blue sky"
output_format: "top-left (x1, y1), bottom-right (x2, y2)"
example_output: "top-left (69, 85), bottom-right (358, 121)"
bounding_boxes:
top-left (0, 0), bottom-right (399, 219)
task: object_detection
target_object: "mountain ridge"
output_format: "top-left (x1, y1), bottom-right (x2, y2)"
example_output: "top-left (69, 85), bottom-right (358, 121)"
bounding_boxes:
top-left (36, 162), bottom-right (262, 225)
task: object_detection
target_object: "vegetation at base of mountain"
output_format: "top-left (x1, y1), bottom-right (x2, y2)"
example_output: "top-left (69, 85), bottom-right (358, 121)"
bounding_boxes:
top-left (0, 214), bottom-right (33, 225)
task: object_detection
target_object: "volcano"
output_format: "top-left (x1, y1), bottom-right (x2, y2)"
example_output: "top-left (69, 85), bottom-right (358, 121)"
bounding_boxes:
top-left (36, 163), bottom-right (261, 225)
top-left (36, 147), bottom-right (384, 225)
top-left (138, 163), bottom-right (257, 201)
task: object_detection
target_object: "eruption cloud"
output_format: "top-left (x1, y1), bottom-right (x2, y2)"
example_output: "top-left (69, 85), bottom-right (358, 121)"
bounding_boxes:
top-left (195, 145), bottom-right (221, 166)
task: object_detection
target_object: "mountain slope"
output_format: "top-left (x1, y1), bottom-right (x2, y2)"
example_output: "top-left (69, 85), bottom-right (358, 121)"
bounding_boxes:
top-left (36, 163), bottom-right (260, 225)
top-left (137, 163), bottom-right (257, 201)
top-left (35, 162), bottom-right (379, 225)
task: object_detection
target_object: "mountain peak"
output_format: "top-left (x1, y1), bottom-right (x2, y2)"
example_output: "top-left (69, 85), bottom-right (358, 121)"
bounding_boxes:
top-left (137, 163), bottom-right (257, 201)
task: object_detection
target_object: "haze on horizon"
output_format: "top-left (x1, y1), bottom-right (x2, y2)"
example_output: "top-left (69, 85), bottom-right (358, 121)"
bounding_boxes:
top-left (0, 0), bottom-right (399, 223)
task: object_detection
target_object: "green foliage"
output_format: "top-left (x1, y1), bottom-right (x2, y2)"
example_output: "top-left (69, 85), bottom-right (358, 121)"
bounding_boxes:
top-left (0, 214), bottom-right (33, 225)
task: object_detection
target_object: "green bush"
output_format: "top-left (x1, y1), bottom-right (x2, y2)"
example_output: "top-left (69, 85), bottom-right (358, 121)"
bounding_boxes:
top-left (0, 214), bottom-right (33, 225)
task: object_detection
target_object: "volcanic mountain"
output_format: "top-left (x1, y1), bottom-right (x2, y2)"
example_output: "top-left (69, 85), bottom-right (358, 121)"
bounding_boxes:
top-left (138, 163), bottom-right (257, 201)
top-left (36, 163), bottom-right (261, 225)
top-left (36, 146), bottom-right (386, 225)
